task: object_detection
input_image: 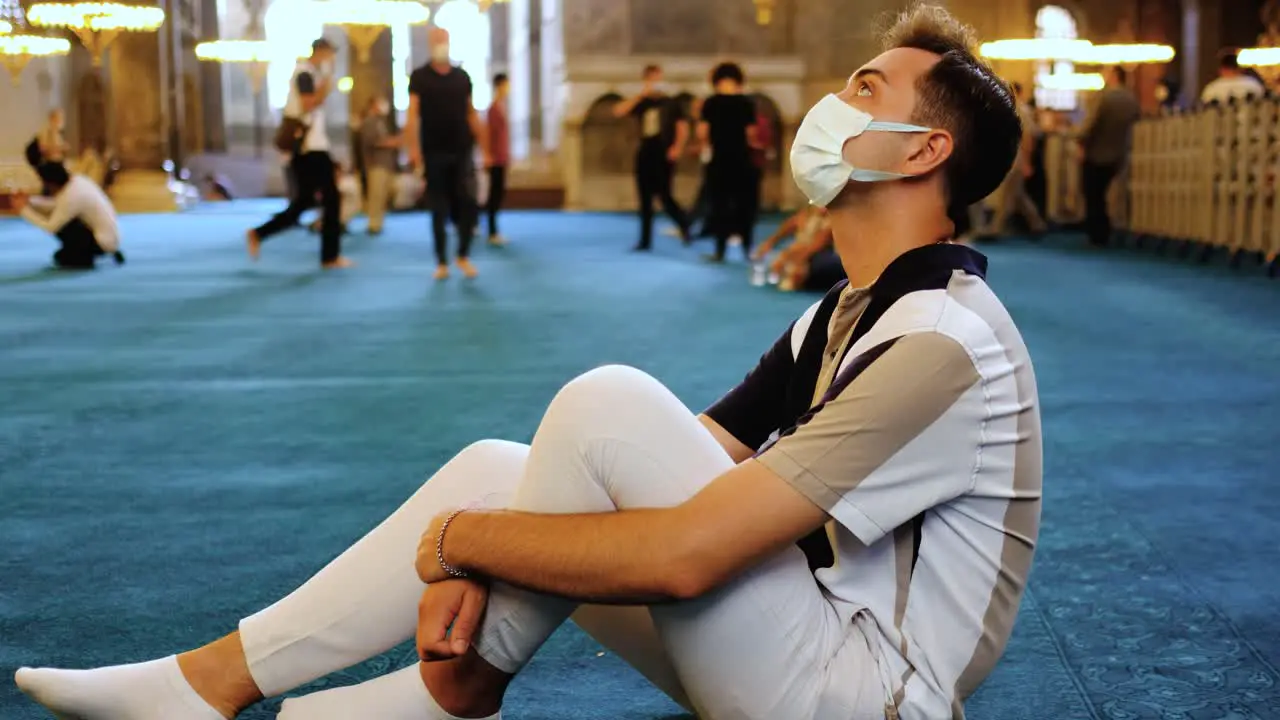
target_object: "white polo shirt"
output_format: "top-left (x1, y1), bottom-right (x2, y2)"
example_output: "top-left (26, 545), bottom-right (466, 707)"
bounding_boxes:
top-left (707, 244), bottom-right (1043, 718)
top-left (284, 60), bottom-right (330, 154)
top-left (20, 175), bottom-right (120, 252)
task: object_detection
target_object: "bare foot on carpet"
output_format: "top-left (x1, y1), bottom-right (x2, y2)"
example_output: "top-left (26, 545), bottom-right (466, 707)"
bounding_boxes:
top-left (322, 257), bottom-right (355, 270)
top-left (434, 265), bottom-right (450, 280)
top-left (457, 258), bottom-right (478, 279)
top-left (245, 230), bottom-right (261, 260)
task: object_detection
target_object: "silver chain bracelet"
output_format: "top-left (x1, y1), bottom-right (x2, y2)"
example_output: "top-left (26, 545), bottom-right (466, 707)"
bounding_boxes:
top-left (436, 508), bottom-right (469, 579)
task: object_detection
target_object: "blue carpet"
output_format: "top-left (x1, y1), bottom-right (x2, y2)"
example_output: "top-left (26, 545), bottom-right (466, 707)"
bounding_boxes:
top-left (1, 201), bottom-right (1277, 719)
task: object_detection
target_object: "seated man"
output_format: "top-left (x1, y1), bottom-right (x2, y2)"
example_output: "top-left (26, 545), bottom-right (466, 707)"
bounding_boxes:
top-left (14, 163), bottom-right (124, 270)
top-left (751, 205), bottom-right (843, 292)
top-left (15, 5), bottom-right (1039, 720)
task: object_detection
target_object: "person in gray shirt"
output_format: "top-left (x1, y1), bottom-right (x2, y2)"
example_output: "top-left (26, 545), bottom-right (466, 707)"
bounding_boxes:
top-left (1078, 65), bottom-right (1141, 247)
top-left (360, 95), bottom-right (402, 235)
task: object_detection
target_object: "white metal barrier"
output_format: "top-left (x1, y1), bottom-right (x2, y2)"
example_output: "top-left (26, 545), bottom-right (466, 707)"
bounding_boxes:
top-left (1128, 95), bottom-right (1280, 275)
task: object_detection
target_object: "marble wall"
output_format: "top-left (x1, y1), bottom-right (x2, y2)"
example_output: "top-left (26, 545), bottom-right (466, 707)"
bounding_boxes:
top-left (0, 57), bottom-right (72, 163)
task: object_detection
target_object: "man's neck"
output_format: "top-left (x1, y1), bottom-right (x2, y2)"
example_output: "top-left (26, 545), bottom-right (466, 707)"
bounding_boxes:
top-left (827, 189), bottom-right (953, 288)
top-left (431, 60), bottom-right (452, 74)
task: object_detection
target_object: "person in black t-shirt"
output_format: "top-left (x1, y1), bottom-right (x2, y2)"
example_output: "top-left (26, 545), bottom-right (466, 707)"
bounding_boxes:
top-left (699, 62), bottom-right (761, 262)
top-left (612, 64), bottom-right (691, 251)
top-left (405, 27), bottom-right (491, 281)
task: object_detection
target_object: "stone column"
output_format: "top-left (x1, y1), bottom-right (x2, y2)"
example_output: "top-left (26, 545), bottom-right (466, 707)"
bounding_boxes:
top-left (106, 30), bottom-right (180, 211)
top-left (199, 0), bottom-right (226, 152)
top-left (529, 0), bottom-right (544, 148)
top-left (508, 0), bottom-right (532, 160)
top-left (110, 32), bottom-right (166, 170)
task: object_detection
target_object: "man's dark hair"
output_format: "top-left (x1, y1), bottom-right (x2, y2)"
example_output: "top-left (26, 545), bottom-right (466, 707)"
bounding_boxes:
top-left (1219, 49), bottom-right (1241, 70)
top-left (37, 162), bottom-right (70, 189)
top-left (493, 72), bottom-right (509, 86)
top-left (711, 62), bottom-right (745, 86)
top-left (312, 37), bottom-right (335, 53)
top-left (642, 64), bottom-right (661, 78)
top-left (879, 3), bottom-right (1020, 208)
top-left (1111, 65), bottom-right (1128, 84)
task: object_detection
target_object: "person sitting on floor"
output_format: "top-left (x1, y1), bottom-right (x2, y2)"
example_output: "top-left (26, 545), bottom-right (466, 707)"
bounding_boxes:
top-left (751, 205), bottom-right (845, 292)
top-left (14, 6), bottom-right (1039, 720)
top-left (13, 163), bottom-right (124, 270)
top-left (202, 174), bottom-right (236, 202)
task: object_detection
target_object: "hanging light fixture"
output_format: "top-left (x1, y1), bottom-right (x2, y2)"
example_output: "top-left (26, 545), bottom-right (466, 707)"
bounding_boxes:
top-left (980, 38), bottom-right (1093, 61)
top-left (315, 0), bottom-right (430, 63)
top-left (752, 0), bottom-right (775, 25)
top-left (1036, 71), bottom-right (1105, 91)
top-left (27, 2), bottom-right (165, 66)
top-left (0, 1), bottom-right (70, 86)
top-left (194, 38), bottom-right (276, 93)
top-left (1078, 43), bottom-right (1175, 65)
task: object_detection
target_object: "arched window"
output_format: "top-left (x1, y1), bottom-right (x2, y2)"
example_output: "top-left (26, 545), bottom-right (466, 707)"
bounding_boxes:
top-left (434, 0), bottom-right (492, 110)
top-left (1035, 5), bottom-right (1079, 111)
top-left (263, 0), bottom-right (323, 110)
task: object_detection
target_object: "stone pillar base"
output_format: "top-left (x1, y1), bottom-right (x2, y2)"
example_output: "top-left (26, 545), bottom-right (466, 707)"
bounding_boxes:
top-left (109, 170), bottom-right (180, 214)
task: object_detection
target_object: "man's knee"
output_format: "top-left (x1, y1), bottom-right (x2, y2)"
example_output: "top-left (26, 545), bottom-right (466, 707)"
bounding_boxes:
top-left (452, 439), bottom-right (528, 473)
top-left (549, 365), bottom-right (667, 420)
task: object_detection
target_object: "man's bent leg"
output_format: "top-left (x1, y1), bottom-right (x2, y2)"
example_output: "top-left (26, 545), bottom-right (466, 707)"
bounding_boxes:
top-left (16, 441), bottom-right (529, 720)
top-left (240, 440), bottom-right (528, 697)
top-left (53, 219), bottom-right (99, 269)
top-left (471, 366), bottom-right (859, 719)
top-left (426, 157), bottom-right (453, 268)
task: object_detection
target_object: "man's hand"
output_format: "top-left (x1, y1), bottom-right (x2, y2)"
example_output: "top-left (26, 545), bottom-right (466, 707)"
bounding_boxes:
top-left (417, 510), bottom-right (458, 583)
top-left (11, 192), bottom-right (28, 212)
top-left (667, 145), bottom-right (680, 163)
top-left (408, 148), bottom-right (422, 172)
top-left (417, 579), bottom-right (489, 661)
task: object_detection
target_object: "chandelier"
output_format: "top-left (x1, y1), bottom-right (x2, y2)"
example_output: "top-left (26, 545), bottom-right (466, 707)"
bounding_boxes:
top-left (195, 38), bottom-right (275, 93)
top-left (315, 0), bottom-right (430, 63)
top-left (1239, 1), bottom-right (1280, 84)
top-left (0, 1), bottom-right (70, 85)
top-left (27, 2), bottom-right (165, 66)
top-left (980, 38), bottom-right (1174, 64)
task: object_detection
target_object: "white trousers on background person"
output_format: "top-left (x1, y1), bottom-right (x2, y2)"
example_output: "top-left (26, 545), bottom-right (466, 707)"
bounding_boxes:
top-left (237, 365), bottom-right (883, 720)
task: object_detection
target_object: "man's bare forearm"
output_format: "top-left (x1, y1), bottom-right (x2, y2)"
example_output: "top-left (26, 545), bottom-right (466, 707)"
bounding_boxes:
top-left (443, 507), bottom-right (699, 604)
top-left (404, 115), bottom-right (420, 158)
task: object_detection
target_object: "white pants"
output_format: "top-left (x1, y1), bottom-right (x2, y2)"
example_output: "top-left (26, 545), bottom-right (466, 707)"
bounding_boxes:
top-left (238, 366), bottom-right (883, 719)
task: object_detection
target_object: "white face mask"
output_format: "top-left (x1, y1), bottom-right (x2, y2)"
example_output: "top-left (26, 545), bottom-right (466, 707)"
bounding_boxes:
top-left (431, 44), bottom-right (450, 62)
top-left (790, 93), bottom-right (932, 207)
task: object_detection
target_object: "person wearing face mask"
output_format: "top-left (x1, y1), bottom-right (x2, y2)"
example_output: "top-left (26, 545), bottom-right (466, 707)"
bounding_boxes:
top-left (612, 64), bottom-right (692, 252)
top-left (246, 38), bottom-right (351, 269)
top-left (360, 95), bottom-right (402, 236)
top-left (13, 7), bottom-right (1041, 720)
top-left (406, 27), bottom-right (491, 280)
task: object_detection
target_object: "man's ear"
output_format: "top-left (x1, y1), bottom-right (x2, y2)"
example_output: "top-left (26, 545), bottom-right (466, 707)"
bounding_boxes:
top-left (904, 129), bottom-right (953, 176)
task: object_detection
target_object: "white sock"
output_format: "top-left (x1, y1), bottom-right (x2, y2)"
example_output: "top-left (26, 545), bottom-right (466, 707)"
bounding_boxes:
top-left (15, 656), bottom-right (226, 720)
top-left (278, 664), bottom-right (501, 720)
